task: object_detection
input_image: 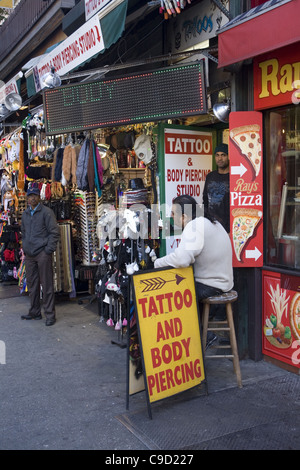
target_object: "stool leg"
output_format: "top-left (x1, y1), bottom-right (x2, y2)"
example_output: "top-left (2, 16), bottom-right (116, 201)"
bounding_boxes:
top-left (226, 304), bottom-right (243, 388)
top-left (202, 303), bottom-right (209, 352)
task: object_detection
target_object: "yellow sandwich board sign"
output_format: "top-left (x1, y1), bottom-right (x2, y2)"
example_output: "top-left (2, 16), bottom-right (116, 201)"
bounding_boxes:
top-left (132, 266), bottom-right (205, 416)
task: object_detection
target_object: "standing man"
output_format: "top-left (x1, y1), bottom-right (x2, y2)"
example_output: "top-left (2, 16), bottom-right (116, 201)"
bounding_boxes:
top-left (21, 186), bottom-right (60, 326)
top-left (202, 143), bottom-right (230, 233)
top-left (203, 143), bottom-right (230, 322)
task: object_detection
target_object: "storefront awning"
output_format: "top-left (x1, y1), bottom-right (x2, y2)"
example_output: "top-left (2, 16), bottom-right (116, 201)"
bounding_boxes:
top-left (22, 43), bottom-right (62, 74)
top-left (218, 0), bottom-right (300, 68)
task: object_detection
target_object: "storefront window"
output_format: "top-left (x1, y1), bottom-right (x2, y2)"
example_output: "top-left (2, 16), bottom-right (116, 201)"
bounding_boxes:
top-left (266, 105), bottom-right (300, 270)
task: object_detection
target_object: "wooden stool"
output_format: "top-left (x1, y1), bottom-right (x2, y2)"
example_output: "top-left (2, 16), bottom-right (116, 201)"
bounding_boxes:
top-left (201, 290), bottom-right (242, 388)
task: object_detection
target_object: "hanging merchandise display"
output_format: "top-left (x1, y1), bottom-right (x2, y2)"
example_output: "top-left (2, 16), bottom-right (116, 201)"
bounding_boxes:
top-left (74, 189), bottom-right (102, 266)
top-left (39, 62), bottom-right (207, 335)
top-left (159, 0), bottom-right (191, 19)
top-left (0, 108), bottom-right (160, 321)
top-left (93, 126), bottom-right (160, 335)
top-left (0, 221), bottom-right (21, 283)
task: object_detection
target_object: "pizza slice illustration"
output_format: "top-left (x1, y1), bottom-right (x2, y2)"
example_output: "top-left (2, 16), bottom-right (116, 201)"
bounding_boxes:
top-left (230, 124), bottom-right (262, 177)
top-left (231, 208), bottom-right (262, 261)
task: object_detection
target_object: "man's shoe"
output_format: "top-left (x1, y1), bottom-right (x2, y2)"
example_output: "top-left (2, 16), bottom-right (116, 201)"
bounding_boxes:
top-left (46, 319), bottom-right (56, 326)
top-left (21, 314), bottom-right (42, 320)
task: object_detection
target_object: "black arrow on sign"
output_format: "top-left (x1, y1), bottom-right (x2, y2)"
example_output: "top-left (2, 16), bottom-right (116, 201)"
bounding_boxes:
top-left (140, 274), bottom-right (185, 292)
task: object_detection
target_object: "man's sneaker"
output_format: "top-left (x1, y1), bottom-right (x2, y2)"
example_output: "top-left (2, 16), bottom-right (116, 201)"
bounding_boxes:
top-left (205, 332), bottom-right (218, 350)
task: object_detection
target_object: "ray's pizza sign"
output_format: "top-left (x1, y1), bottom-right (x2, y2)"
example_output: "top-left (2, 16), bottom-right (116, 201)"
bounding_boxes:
top-left (253, 42), bottom-right (300, 110)
top-left (229, 111), bottom-right (263, 268)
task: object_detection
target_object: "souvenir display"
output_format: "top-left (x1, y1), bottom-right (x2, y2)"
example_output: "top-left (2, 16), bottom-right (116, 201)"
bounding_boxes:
top-left (0, 112), bottom-right (159, 336)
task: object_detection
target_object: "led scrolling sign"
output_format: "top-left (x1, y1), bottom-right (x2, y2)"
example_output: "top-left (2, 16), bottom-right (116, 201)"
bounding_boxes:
top-left (43, 63), bottom-right (207, 135)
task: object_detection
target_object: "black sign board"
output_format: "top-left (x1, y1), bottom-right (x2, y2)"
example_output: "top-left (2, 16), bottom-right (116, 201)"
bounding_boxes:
top-left (44, 62), bottom-right (207, 135)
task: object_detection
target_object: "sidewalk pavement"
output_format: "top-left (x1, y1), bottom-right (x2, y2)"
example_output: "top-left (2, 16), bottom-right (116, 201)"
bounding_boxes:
top-left (0, 284), bottom-right (299, 451)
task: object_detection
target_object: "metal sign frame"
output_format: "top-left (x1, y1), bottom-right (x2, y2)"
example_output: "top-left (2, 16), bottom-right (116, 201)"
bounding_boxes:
top-left (130, 265), bottom-right (207, 419)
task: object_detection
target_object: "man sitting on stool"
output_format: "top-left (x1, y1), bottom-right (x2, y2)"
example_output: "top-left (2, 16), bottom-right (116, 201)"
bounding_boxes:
top-left (154, 194), bottom-right (233, 349)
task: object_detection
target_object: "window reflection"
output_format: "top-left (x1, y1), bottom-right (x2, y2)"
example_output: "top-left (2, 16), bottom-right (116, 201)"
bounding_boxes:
top-left (266, 106), bottom-right (300, 269)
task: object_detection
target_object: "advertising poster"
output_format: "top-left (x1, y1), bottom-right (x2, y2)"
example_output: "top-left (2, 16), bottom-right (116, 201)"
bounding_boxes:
top-left (132, 266), bottom-right (205, 407)
top-left (164, 127), bottom-right (213, 254)
top-left (229, 111), bottom-right (263, 267)
top-left (262, 270), bottom-right (300, 369)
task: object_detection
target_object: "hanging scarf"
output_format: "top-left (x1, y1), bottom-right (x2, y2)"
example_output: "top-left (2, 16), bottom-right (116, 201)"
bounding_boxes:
top-left (92, 141), bottom-right (102, 196)
top-left (17, 131), bottom-right (25, 190)
top-left (87, 140), bottom-right (95, 192)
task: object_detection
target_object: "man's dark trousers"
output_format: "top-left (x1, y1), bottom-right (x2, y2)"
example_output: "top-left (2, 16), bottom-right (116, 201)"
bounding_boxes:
top-left (25, 250), bottom-right (55, 321)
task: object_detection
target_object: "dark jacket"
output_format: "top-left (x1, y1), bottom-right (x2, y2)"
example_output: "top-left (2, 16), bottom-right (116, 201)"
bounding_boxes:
top-left (202, 170), bottom-right (230, 233)
top-left (21, 203), bottom-right (60, 257)
top-left (76, 139), bottom-right (90, 190)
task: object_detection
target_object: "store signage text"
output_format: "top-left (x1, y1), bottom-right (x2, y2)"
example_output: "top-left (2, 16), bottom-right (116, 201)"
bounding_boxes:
top-left (258, 59), bottom-right (300, 99)
top-left (164, 129), bottom-right (212, 202)
top-left (182, 15), bottom-right (213, 42)
top-left (34, 15), bottom-right (104, 92)
top-left (169, 0), bottom-right (229, 53)
top-left (254, 42), bottom-right (300, 110)
top-left (167, 169), bottom-right (209, 183)
top-left (61, 80), bottom-right (116, 106)
top-left (0, 72), bottom-right (23, 103)
top-left (163, 127), bottom-right (212, 256)
top-left (230, 180), bottom-right (262, 207)
top-left (38, 26), bottom-right (101, 78)
top-left (0, 77), bottom-right (19, 104)
top-left (166, 136), bottom-right (211, 154)
top-left (44, 63), bottom-right (207, 134)
top-left (133, 267), bottom-right (205, 404)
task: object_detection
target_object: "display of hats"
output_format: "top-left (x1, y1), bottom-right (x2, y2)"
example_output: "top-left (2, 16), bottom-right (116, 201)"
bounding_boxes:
top-left (110, 134), bottom-right (118, 151)
top-left (116, 131), bottom-right (127, 149)
top-left (106, 134), bottom-right (117, 152)
top-left (121, 189), bottom-right (148, 207)
top-left (27, 186), bottom-right (40, 196)
top-left (133, 134), bottom-right (153, 165)
top-left (124, 131), bottom-right (136, 149)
